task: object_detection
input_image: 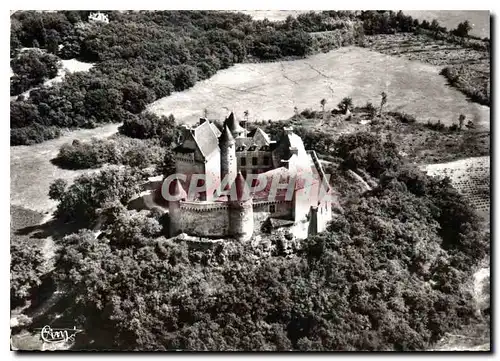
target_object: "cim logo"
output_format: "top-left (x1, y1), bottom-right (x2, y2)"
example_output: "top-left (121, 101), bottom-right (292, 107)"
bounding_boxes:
top-left (38, 325), bottom-right (83, 345)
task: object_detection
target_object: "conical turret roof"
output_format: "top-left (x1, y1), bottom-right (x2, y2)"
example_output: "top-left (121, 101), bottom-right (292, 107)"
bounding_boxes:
top-left (224, 112), bottom-right (245, 135)
top-left (169, 178), bottom-right (187, 200)
top-left (233, 171), bottom-right (250, 201)
top-left (219, 125), bottom-right (235, 145)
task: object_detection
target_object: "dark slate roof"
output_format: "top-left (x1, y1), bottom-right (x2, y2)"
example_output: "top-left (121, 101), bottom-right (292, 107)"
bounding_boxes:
top-left (224, 112), bottom-right (245, 134)
top-left (219, 125), bottom-right (235, 145)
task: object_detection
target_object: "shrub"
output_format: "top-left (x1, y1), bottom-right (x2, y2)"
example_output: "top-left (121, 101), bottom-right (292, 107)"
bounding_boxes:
top-left (364, 102), bottom-right (377, 117)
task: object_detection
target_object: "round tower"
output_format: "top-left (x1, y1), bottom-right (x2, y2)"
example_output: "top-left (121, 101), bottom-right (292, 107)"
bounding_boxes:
top-left (168, 178), bottom-right (187, 237)
top-left (228, 172), bottom-right (254, 242)
top-left (220, 125), bottom-right (237, 188)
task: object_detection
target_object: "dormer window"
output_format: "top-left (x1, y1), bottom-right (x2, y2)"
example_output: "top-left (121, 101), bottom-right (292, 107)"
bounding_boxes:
top-left (260, 145), bottom-right (268, 151)
top-left (248, 145), bottom-right (257, 151)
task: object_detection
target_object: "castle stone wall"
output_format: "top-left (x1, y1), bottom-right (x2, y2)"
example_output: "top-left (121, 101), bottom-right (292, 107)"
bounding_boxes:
top-left (177, 205), bottom-right (229, 237)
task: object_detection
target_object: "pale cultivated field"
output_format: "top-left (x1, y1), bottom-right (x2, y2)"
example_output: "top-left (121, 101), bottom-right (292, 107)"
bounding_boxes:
top-left (423, 156), bottom-right (490, 214)
top-left (10, 124), bottom-right (119, 213)
top-left (403, 10), bottom-right (490, 39)
top-left (148, 47), bottom-right (489, 130)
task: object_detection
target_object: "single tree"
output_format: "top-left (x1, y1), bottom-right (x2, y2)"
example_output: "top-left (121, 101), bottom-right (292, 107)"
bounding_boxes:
top-left (244, 110), bottom-right (249, 122)
top-left (379, 92), bottom-right (387, 115)
top-left (320, 99), bottom-right (327, 122)
top-left (203, 108), bottom-right (208, 118)
top-left (453, 20), bottom-right (472, 37)
top-left (338, 97), bottom-right (353, 114)
top-left (458, 114), bottom-right (466, 130)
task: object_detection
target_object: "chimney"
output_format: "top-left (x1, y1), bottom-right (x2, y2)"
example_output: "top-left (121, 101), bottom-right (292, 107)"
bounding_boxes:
top-left (284, 126), bottom-right (294, 136)
top-left (180, 124), bottom-right (192, 142)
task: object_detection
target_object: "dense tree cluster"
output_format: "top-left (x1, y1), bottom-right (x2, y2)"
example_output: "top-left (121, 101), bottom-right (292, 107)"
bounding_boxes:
top-left (10, 49), bottom-right (61, 95)
top-left (359, 10), bottom-right (418, 35)
top-left (51, 166), bottom-right (147, 226)
top-left (334, 132), bottom-right (402, 178)
top-left (54, 137), bottom-right (166, 170)
top-left (11, 240), bottom-right (45, 307)
top-left (118, 112), bottom-right (178, 145)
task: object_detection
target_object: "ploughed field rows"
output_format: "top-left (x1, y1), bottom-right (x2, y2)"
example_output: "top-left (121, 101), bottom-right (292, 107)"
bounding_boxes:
top-left (364, 33), bottom-right (490, 106)
top-left (148, 46), bottom-right (489, 130)
top-left (364, 33), bottom-right (487, 66)
top-left (423, 156), bottom-right (490, 215)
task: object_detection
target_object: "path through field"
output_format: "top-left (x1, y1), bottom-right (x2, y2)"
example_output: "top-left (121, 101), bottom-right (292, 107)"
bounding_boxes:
top-left (148, 47), bottom-right (489, 130)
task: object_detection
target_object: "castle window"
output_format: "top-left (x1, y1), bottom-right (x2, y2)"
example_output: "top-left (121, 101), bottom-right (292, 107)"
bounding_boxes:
top-left (252, 157), bottom-right (258, 166)
top-left (241, 157), bottom-right (246, 166)
top-left (263, 156), bottom-right (270, 165)
top-left (269, 204), bottom-right (276, 213)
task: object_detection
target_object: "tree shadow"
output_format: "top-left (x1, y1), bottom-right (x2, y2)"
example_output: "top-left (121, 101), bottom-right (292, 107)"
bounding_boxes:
top-left (15, 217), bottom-right (85, 241)
top-left (49, 156), bottom-right (94, 170)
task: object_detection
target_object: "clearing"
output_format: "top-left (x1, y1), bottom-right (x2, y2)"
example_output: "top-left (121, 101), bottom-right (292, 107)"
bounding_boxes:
top-left (10, 123), bottom-right (119, 214)
top-left (148, 46), bottom-right (489, 130)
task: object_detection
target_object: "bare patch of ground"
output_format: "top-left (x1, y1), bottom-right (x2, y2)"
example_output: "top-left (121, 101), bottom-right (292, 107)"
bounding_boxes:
top-left (148, 46), bottom-right (489, 130)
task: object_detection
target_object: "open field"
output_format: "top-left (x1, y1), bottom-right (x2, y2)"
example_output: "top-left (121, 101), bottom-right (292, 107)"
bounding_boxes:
top-left (148, 46), bottom-right (489, 130)
top-left (10, 124), bottom-right (119, 214)
top-left (403, 10), bottom-right (490, 39)
top-left (365, 33), bottom-right (490, 106)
